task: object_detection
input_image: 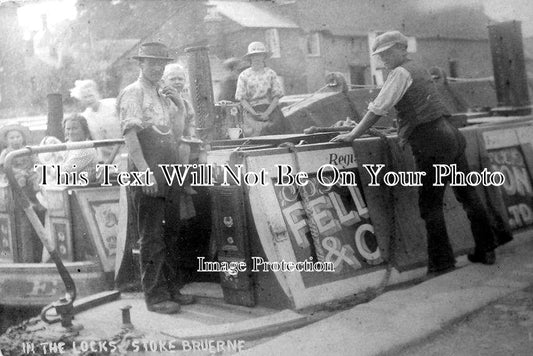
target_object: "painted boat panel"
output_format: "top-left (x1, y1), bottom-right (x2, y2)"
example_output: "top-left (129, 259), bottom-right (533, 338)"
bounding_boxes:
top-left (0, 261), bottom-right (108, 307)
top-left (207, 117), bottom-right (533, 309)
top-left (0, 185), bottom-right (120, 306)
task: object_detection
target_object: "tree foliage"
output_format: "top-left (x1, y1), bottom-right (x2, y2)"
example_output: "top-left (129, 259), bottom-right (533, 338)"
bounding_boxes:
top-left (2, 0), bottom-right (208, 115)
top-left (74, 0), bottom-right (207, 44)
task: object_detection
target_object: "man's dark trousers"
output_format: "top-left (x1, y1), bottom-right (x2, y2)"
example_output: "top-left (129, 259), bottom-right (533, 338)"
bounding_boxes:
top-left (133, 190), bottom-right (182, 306)
top-left (409, 118), bottom-right (497, 272)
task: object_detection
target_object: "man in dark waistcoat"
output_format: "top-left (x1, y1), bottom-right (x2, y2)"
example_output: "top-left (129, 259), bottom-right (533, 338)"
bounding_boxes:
top-left (117, 42), bottom-right (195, 314)
top-left (332, 31), bottom-right (498, 276)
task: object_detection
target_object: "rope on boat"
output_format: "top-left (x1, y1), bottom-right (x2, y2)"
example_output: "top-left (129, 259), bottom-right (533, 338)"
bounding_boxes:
top-left (239, 154), bottom-right (296, 299)
top-left (283, 83), bottom-right (333, 111)
top-left (278, 141), bottom-right (327, 262)
top-left (347, 84), bottom-right (381, 89)
top-left (447, 76), bottom-right (495, 82)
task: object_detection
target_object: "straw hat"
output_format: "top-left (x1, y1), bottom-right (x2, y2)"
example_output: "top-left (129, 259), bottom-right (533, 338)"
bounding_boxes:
top-left (0, 123), bottom-right (32, 148)
top-left (244, 41), bottom-right (270, 59)
top-left (132, 42), bottom-right (174, 61)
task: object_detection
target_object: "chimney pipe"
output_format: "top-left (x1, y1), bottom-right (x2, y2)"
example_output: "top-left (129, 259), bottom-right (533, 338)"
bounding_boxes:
top-left (488, 21), bottom-right (531, 116)
top-left (46, 93), bottom-right (64, 141)
top-left (185, 46), bottom-right (215, 142)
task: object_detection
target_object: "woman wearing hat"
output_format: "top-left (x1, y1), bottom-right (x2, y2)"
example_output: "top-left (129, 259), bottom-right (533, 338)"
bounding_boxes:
top-left (332, 30), bottom-right (501, 277)
top-left (235, 41), bottom-right (290, 137)
top-left (0, 123), bottom-right (45, 262)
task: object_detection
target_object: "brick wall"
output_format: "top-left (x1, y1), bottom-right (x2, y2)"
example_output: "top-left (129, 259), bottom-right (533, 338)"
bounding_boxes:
top-left (413, 38), bottom-right (492, 78)
top-left (206, 23), bottom-right (494, 96)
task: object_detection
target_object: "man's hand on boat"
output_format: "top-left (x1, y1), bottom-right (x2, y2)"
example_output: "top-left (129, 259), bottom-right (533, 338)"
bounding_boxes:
top-left (329, 117), bottom-right (358, 142)
top-left (330, 131), bottom-right (356, 142)
top-left (331, 111), bottom-right (382, 142)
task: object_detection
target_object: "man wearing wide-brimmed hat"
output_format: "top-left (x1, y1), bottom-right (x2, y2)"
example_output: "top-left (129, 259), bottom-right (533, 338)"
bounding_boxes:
top-left (332, 30), bottom-right (502, 278)
top-left (117, 42), bottom-right (195, 314)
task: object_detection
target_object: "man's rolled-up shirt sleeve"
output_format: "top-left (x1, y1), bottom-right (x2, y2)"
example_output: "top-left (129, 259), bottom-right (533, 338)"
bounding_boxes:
top-left (118, 88), bottom-right (144, 135)
top-left (368, 67), bottom-right (413, 116)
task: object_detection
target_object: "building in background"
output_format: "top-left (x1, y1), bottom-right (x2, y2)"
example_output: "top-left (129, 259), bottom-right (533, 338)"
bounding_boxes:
top-left (5, 0), bottom-right (533, 114)
top-left (202, 0), bottom-right (497, 94)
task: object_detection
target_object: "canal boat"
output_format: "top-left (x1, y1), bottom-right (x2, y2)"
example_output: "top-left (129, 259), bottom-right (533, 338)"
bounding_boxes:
top-left (0, 149), bottom-right (123, 308)
top-left (0, 20), bottom-right (532, 350)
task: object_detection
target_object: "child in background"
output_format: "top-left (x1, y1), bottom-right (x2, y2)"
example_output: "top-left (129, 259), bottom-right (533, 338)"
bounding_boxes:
top-left (0, 124), bottom-right (43, 210)
top-left (161, 63), bottom-right (200, 198)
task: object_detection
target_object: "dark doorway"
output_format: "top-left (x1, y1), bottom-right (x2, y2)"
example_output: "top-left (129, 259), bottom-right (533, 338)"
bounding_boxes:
top-left (349, 65), bottom-right (367, 86)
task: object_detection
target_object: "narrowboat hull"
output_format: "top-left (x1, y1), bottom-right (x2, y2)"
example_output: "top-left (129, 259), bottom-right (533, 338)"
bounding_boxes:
top-left (0, 185), bottom-right (121, 308)
top-left (204, 115), bottom-right (533, 310)
top-left (0, 261), bottom-right (109, 307)
top-left (1, 116), bottom-right (531, 349)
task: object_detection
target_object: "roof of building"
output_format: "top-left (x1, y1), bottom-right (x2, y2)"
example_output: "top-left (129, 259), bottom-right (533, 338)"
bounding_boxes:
top-left (207, 0), bottom-right (299, 29)
top-left (294, 0), bottom-right (491, 40)
top-left (208, 0), bottom-right (493, 40)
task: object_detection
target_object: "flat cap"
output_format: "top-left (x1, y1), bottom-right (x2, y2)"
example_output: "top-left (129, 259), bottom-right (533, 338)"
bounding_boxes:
top-left (371, 31), bottom-right (408, 55)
